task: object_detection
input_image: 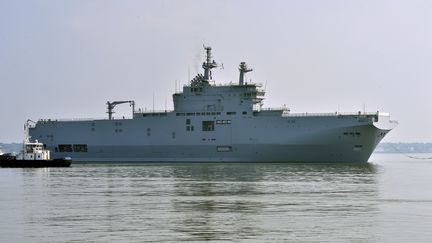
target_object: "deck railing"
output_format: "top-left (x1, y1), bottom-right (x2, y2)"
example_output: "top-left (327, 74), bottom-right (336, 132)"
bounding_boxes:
top-left (37, 111), bottom-right (385, 123)
top-left (282, 112), bottom-right (380, 117)
top-left (38, 110), bottom-right (176, 123)
top-left (255, 107), bottom-right (289, 112)
top-left (37, 117), bottom-right (132, 123)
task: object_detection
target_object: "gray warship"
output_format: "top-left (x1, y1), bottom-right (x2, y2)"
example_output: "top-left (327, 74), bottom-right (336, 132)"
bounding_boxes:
top-left (29, 47), bottom-right (397, 162)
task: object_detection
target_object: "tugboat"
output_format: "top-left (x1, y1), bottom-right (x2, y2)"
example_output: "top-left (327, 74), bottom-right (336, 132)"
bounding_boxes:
top-left (0, 121), bottom-right (72, 168)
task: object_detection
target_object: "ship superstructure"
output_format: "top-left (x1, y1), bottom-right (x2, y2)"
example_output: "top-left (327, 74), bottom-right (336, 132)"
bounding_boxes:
top-left (29, 47), bottom-right (397, 162)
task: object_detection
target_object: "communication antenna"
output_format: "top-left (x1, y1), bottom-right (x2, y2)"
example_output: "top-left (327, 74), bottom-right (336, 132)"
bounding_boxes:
top-left (188, 65), bottom-right (191, 82)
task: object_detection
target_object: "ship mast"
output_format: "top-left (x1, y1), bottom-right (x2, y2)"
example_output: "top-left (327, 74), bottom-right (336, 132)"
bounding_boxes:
top-left (202, 46), bottom-right (219, 82)
top-left (239, 62), bottom-right (253, 85)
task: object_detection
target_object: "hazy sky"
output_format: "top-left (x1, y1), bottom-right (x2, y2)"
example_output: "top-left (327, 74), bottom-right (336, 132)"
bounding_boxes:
top-left (1, 0), bottom-right (431, 142)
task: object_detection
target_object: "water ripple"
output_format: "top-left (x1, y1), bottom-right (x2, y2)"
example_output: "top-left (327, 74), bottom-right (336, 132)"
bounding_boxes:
top-left (1, 159), bottom-right (431, 242)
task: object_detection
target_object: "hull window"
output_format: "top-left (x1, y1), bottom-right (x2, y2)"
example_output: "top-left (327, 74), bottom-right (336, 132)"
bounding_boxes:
top-left (73, 144), bottom-right (88, 152)
top-left (354, 145), bottom-right (363, 151)
top-left (58, 144), bottom-right (73, 152)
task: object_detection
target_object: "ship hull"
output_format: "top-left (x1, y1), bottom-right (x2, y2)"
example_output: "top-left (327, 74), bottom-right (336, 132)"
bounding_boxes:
top-left (29, 113), bottom-right (396, 163)
top-left (49, 141), bottom-right (381, 163)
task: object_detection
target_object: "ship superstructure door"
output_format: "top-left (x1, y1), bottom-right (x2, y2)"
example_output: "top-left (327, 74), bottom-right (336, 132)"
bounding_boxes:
top-left (213, 118), bottom-right (233, 150)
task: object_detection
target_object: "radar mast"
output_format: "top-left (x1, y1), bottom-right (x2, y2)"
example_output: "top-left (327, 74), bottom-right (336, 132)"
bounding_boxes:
top-left (239, 62), bottom-right (253, 85)
top-left (202, 46), bottom-right (219, 82)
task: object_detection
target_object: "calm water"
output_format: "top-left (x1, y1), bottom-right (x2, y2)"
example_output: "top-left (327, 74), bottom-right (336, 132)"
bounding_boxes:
top-left (1, 154), bottom-right (432, 242)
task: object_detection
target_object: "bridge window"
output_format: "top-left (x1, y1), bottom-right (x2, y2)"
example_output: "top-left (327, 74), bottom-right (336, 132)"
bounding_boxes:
top-left (227, 112), bottom-right (236, 115)
top-left (202, 121), bottom-right (215, 131)
top-left (25, 145), bottom-right (34, 153)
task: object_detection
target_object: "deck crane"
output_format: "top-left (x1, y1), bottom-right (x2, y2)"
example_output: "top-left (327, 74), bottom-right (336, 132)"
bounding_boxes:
top-left (106, 100), bottom-right (135, 120)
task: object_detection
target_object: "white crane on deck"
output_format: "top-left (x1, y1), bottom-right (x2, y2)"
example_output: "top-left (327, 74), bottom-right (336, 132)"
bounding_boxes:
top-left (106, 100), bottom-right (135, 120)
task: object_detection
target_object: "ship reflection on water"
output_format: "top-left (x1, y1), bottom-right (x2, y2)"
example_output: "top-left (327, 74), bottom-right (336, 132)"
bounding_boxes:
top-left (0, 162), bottom-right (379, 242)
top-left (166, 163), bottom-right (378, 241)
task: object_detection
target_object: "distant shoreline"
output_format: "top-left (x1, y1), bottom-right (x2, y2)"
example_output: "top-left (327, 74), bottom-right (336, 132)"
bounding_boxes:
top-left (375, 143), bottom-right (432, 153)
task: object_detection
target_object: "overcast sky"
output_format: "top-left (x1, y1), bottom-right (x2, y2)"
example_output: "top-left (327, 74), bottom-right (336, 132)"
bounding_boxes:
top-left (1, 0), bottom-right (431, 142)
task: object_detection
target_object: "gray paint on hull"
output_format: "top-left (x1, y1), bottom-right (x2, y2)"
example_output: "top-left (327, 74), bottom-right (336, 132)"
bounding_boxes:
top-left (30, 110), bottom-right (394, 163)
top-left (52, 127), bottom-right (387, 163)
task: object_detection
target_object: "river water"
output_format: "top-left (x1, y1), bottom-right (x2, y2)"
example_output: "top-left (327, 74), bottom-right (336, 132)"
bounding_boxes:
top-left (1, 154), bottom-right (431, 242)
